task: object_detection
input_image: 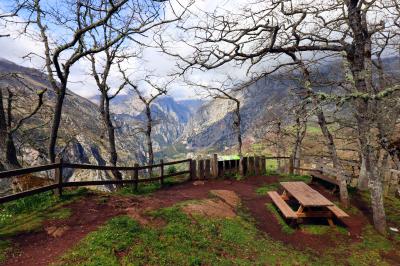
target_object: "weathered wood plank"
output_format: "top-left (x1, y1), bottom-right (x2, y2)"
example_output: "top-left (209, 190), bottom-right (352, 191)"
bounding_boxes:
top-left (281, 181), bottom-right (333, 207)
top-left (327, 205), bottom-right (349, 218)
top-left (267, 191), bottom-right (298, 219)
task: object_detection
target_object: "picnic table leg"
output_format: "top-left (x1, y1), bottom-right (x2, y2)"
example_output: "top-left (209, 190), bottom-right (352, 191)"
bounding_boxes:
top-left (327, 218), bottom-right (334, 227)
top-left (296, 205), bottom-right (304, 215)
top-left (281, 190), bottom-right (289, 200)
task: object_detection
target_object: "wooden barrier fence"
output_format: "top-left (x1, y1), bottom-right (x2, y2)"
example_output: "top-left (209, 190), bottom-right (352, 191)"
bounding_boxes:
top-left (0, 155), bottom-right (291, 204)
top-left (0, 158), bottom-right (192, 204)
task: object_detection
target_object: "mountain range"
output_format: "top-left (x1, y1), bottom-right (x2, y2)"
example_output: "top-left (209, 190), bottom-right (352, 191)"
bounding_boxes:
top-left (1, 56), bottom-right (399, 184)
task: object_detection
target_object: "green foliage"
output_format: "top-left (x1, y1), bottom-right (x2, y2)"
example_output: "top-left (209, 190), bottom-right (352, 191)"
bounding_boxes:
top-left (0, 240), bottom-right (11, 264)
top-left (300, 224), bottom-right (347, 235)
top-left (46, 208), bottom-right (72, 220)
top-left (118, 183), bottom-right (161, 196)
top-left (56, 216), bottom-right (141, 266)
top-left (0, 188), bottom-right (86, 237)
top-left (59, 206), bottom-right (314, 266)
top-left (166, 165), bottom-right (177, 175)
top-left (265, 203), bottom-right (295, 234)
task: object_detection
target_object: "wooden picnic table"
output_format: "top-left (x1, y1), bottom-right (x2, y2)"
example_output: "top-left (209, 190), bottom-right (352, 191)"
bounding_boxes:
top-left (280, 181), bottom-right (333, 207)
top-left (268, 181), bottom-right (349, 226)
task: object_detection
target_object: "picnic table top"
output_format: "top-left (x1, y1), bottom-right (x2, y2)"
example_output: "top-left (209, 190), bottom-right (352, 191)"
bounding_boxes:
top-left (280, 181), bottom-right (334, 207)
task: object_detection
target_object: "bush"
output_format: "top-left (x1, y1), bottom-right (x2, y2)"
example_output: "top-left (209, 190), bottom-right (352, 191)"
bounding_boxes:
top-left (167, 165), bottom-right (177, 175)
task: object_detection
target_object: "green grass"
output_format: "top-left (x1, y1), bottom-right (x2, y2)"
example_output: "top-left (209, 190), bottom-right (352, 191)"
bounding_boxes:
top-left (0, 189), bottom-right (86, 237)
top-left (299, 224), bottom-right (348, 235)
top-left (55, 199), bottom-right (400, 266)
top-left (58, 206), bottom-right (315, 266)
top-left (265, 203), bottom-right (295, 234)
top-left (0, 188), bottom-right (88, 262)
top-left (56, 216), bottom-right (141, 266)
top-left (118, 176), bottom-right (187, 196)
top-left (356, 191), bottom-right (400, 241)
top-left (0, 240), bottom-right (11, 264)
top-left (220, 155), bottom-right (241, 160)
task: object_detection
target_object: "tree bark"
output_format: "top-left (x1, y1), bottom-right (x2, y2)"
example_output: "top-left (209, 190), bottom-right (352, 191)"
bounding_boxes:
top-left (48, 85), bottom-right (66, 163)
top-left (234, 100), bottom-right (244, 176)
top-left (0, 88), bottom-right (21, 170)
top-left (99, 93), bottom-right (122, 181)
top-left (292, 117), bottom-right (306, 174)
top-left (345, 0), bottom-right (387, 234)
top-left (316, 109), bottom-right (349, 207)
top-left (145, 103), bottom-right (154, 176)
top-left (358, 153), bottom-right (369, 190)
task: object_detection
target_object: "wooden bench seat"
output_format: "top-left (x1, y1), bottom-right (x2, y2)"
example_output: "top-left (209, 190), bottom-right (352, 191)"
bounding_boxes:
top-left (310, 171), bottom-right (339, 186)
top-left (267, 191), bottom-right (298, 219)
top-left (327, 205), bottom-right (349, 218)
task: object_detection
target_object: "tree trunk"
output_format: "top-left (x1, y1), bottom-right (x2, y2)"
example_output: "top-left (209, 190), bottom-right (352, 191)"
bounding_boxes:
top-left (234, 101), bottom-right (243, 176)
top-left (48, 85), bottom-right (66, 163)
top-left (345, 0), bottom-right (387, 233)
top-left (316, 110), bottom-right (349, 207)
top-left (100, 93), bottom-right (122, 181)
top-left (235, 101), bottom-right (242, 157)
top-left (0, 88), bottom-right (20, 170)
top-left (145, 103), bottom-right (154, 176)
top-left (293, 117), bottom-right (306, 174)
top-left (358, 154), bottom-right (369, 190)
top-left (276, 121), bottom-right (282, 171)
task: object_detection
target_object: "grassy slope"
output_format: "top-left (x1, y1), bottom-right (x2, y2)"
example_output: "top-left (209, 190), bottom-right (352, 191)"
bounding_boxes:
top-left (56, 202), bottom-right (399, 266)
top-left (56, 208), bottom-right (314, 266)
top-left (0, 188), bottom-right (88, 263)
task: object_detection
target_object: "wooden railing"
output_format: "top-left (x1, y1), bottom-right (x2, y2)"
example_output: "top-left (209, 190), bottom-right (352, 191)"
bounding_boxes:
top-left (0, 155), bottom-right (292, 204)
top-left (0, 158), bottom-right (192, 204)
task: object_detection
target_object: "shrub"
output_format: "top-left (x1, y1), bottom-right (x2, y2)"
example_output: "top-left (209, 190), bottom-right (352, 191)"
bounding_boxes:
top-left (167, 165), bottom-right (177, 175)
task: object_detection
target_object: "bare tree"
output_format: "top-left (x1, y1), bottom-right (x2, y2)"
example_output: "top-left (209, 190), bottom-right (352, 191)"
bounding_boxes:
top-left (119, 67), bottom-right (168, 172)
top-left (13, 0), bottom-right (190, 163)
top-left (285, 52), bottom-right (350, 207)
top-left (161, 0), bottom-right (400, 234)
top-left (86, 26), bottom-right (129, 181)
top-left (0, 74), bottom-right (45, 170)
top-left (189, 79), bottom-right (244, 174)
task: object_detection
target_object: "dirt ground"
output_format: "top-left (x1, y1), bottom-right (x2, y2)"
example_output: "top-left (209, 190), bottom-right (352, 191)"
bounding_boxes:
top-left (2, 175), bottom-right (396, 266)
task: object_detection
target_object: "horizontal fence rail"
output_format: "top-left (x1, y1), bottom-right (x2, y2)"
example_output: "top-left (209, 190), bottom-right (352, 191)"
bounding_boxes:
top-left (0, 158), bottom-right (192, 204)
top-left (0, 155), bottom-right (292, 204)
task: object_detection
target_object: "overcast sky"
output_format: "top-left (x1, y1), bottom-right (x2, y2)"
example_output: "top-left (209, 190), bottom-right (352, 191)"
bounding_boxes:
top-left (0, 0), bottom-right (249, 101)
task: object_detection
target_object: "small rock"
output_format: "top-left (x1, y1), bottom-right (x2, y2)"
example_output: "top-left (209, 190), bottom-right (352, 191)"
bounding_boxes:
top-left (45, 225), bottom-right (70, 238)
top-left (389, 227), bottom-right (399, 233)
top-left (193, 181), bottom-right (205, 186)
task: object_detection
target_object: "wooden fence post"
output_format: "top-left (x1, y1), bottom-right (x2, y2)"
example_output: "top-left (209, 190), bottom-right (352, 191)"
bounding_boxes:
top-left (133, 163), bottom-right (139, 191)
top-left (199, 160), bottom-right (205, 180)
top-left (189, 159), bottom-right (194, 180)
top-left (205, 159), bottom-right (211, 179)
top-left (243, 157), bottom-right (248, 175)
top-left (255, 156), bottom-right (260, 176)
top-left (289, 156), bottom-right (294, 175)
top-left (212, 154), bottom-right (218, 178)
top-left (239, 156), bottom-right (244, 177)
top-left (219, 161), bottom-right (224, 177)
top-left (55, 157), bottom-right (63, 197)
top-left (192, 160), bottom-right (197, 180)
top-left (261, 156), bottom-right (266, 175)
top-left (224, 160), bottom-right (230, 177)
top-left (160, 159), bottom-right (164, 187)
top-left (248, 157), bottom-right (255, 175)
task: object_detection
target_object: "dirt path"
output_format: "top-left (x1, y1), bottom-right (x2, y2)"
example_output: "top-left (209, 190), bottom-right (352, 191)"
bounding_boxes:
top-left (3, 176), bottom-right (375, 265)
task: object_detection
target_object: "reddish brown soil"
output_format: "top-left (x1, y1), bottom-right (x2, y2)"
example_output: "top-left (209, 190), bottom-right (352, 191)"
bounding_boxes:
top-left (2, 175), bottom-right (397, 265)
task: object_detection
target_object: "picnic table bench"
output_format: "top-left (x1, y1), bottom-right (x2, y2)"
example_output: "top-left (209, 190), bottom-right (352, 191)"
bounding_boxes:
top-left (310, 170), bottom-right (340, 193)
top-left (268, 181), bottom-right (349, 226)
